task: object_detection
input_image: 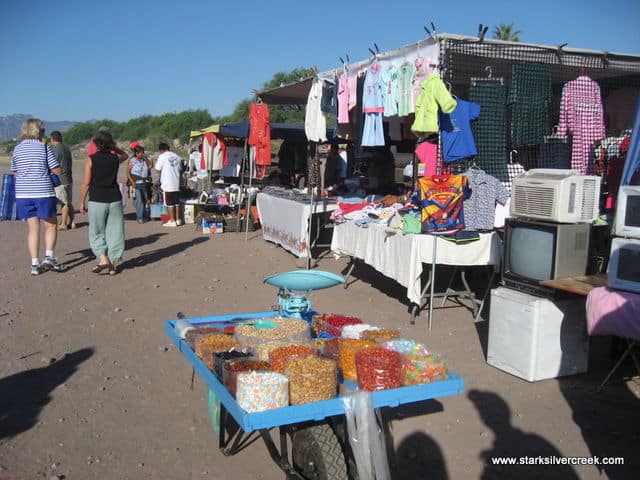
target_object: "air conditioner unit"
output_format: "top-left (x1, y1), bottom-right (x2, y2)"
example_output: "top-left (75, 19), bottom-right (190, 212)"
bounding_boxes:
top-left (510, 169), bottom-right (601, 223)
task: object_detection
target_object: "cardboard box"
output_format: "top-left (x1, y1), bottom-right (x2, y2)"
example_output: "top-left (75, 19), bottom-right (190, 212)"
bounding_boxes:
top-left (202, 220), bottom-right (223, 234)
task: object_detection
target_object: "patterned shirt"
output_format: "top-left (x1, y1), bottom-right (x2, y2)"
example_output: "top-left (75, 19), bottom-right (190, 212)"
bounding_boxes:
top-left (11, 139), bottom-right (59, 198)
top-left (462, 169), bottom-right (510, 231)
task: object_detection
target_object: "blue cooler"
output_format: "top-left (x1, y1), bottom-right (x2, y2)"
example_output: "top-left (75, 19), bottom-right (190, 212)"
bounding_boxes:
top-left (0, 173), bottom-right (16, 221)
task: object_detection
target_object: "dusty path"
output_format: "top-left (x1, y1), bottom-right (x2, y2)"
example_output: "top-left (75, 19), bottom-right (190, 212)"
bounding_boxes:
top-left (0, 157), bottom-right (638, 480)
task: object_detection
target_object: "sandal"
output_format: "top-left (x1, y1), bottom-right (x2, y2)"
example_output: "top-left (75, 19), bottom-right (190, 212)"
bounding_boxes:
top-left (91, 264), bottom-right (110, 274)
top-left (108, 265), bottom-right (118, 276)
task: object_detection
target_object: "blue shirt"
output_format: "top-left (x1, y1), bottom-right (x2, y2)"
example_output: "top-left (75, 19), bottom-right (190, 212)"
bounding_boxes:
top-left (11, 139), bottom-right (59, 198)
top-left (439, 99), bottom-right (481, 163)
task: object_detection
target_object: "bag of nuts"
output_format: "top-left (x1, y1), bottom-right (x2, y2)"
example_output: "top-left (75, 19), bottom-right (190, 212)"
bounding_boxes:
top-left (285, 356), bottom-right (338, 404)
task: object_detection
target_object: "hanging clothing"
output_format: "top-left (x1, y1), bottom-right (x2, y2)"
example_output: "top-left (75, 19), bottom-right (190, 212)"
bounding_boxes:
top-left (383, 64), bottom-right (399, 117)
top-left (201, 132), bottom-right (215, 170)
top-left (351, 73), bottom-right (366, 145)
top-left (249, 102), bottom-right (271, 166)
top-left (469, 82), bottom-right (509, 182)
top-left (321, 80), bottom-right (336, 114)
top-left (462, 168), bottom-right (510, 231)
top-left (439, 99), bottom-right (481, 163)
top-left (337, 73), bottom-right (351, 124)
top-left (220, 146), bottom-right (242, 177)
top-left (211, 134), bottom-right (227, 170)
top-left (396, 61), bottom-right (417, 116)
top-left (305, 79), bottom-right (327, 142)
top-left (504, 160), bottom-right (526, 192)
top-left (415, 139), bottom-right (438, 177)
top-left (508, 63), bottom-right (551, 147)
top-left (411, 58), bottom-right (431, 113)
top-left (362, 113), bottom-right (385, 146)
top-left (414, 174), bottom-right (470, 233)
top-left (362, 64), bottom-right (388, 114)
top-left (557, 75), bottom-right (606, 174)
top-left (411, 73), bottom-right (457, 135)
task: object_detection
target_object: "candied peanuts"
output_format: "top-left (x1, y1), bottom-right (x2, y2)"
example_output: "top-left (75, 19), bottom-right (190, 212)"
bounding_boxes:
top-left (356, 348), bottom-right (402, 391)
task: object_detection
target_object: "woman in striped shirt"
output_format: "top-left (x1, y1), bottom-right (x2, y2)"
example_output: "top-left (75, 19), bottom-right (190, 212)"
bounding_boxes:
top-left (10, 118), bottom-right (65, 276)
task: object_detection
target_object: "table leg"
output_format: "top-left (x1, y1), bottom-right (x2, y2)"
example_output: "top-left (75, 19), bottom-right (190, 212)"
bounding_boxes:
top-left (459, 269), bottom-right (478, 318)
top-left (344, 257), bottom-right (356, 289)
top-left (475, 267), bottom-right (496, 322)
top-left (428, 235), bottom-right (437, 332)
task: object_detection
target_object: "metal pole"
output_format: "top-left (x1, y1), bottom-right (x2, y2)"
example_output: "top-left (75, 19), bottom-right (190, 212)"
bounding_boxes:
top-left (245, 145), bottom-right (253, 242)
top-left (237, 138), bottom-right (248, 233)
top-left (428, 234), bottom-right (437, 332)
top-left (306, 188), bottom-right (314, 270)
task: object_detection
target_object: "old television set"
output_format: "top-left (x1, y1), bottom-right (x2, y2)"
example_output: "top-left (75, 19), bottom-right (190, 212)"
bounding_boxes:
top-left (502, 217), bottom-right (591, 296)
top-left (613, 185), bottom-right (640, 239)
top-left (607, 237), bottom-right (640, 293)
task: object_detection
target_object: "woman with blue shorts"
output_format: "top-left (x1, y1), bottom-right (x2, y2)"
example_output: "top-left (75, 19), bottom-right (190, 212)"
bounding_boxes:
top-left (10, 118), bottom-right (65, 276)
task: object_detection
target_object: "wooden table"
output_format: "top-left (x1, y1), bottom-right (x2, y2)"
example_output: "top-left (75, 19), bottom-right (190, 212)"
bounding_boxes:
top-left (539, 273), bottom-right (608, 296)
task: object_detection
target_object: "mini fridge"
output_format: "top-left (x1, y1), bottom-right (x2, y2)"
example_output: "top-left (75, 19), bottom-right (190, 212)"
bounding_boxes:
top-left (487, 287), bottom-right (589, 381)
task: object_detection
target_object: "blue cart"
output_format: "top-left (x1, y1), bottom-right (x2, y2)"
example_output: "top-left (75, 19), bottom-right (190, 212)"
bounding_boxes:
top-left (165, 271), bottom-right (464, 479)
top-left (165, 312), bottom-right (463, 479)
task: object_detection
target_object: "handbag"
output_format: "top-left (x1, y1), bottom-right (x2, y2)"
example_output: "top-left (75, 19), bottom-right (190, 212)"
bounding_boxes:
top-left (45, 143), bottom-right (62, 187)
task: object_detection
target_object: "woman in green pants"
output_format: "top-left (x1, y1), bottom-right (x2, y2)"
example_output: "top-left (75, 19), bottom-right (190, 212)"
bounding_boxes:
top-left (79, 131), bottom-right (128, 275)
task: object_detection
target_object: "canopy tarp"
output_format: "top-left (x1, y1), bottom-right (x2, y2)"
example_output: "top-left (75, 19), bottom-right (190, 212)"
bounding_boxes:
top-left (256, 77), bottom-right (315, 105)
top-left (190, 121), bottom-right (316, 142)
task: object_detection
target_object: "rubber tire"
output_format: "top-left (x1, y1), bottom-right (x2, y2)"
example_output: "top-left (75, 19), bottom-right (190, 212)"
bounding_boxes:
top-left (292, 424), bottom-right (348, 480)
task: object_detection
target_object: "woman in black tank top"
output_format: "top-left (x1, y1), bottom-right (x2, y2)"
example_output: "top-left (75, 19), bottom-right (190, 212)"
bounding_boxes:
top-left (79, 131), bottom-right (129, 275)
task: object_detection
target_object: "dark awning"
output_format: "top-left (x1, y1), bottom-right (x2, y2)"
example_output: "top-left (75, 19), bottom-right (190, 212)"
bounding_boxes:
top-left (255, 77), bottom-right (314, 105)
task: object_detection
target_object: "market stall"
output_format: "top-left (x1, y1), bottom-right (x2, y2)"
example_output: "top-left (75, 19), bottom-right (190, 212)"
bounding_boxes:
top-left (165, 270), bottom-right (463, 479)
top-left (257, 188), bottom-right (340, 258)
top-left (331, 220), bottom-right (502, 328)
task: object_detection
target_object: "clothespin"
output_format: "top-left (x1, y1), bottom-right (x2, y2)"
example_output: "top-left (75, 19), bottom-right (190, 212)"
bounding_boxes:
top-left (555, 43), bottom-right (567, 63)
top-left (424, 25), bottom-right (432, 37)
top-left (374, 43), bottom-right (380, 54)
top-left (602, 51), bottom-right (610, 67)
top-left (478, 24), bottom-right (488, 42)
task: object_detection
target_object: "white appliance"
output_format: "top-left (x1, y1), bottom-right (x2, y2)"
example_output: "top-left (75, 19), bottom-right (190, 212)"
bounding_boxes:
top-left (613, 185), bottom-right (640, 239)
top-left (510, 169), bottom-right (601, 223)
top-left (607, 237), bottom-right (640, 293)
top-left (487, 287), bottom-right (589, 382)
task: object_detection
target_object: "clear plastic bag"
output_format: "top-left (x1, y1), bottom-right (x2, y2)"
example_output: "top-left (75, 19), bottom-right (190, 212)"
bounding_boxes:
top-left (342, 391), bottom-right (391, 480)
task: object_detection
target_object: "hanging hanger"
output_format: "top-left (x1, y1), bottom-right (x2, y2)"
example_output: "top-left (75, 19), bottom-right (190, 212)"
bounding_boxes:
top-left (544, 125), bottom-right (567, 143)
top-left (255, 96), bottom-right (263, 105)
top-left (509, 149), bottom-right (519, 164)
top-left (471, 65), bottom-right (504, 86)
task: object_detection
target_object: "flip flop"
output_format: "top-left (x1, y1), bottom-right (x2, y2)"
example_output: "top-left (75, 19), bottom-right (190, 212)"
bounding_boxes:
top-left (108, 265), bottom-right (118, 276)
top-left (92, 264), bottom-right (110, 274)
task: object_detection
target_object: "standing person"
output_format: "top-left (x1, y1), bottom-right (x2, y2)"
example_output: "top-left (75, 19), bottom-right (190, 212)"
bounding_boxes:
top-left (155, 143), bottom-right (183, 227)
top-left (79, 130), bottom-right (129, 275)
top-left (49, 130), bottom-right (75, 230)
top-left (10, 118), bottom-right (65, 275)
top-left (127, 145), bottom-right (151, 223)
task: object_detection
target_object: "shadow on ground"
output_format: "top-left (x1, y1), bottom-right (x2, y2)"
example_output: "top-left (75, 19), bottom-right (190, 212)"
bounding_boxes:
top-left (0, 348), bottom-right (94, 440)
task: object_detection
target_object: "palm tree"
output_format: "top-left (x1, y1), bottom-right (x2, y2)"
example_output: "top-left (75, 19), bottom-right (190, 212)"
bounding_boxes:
top-left (493, 24), bottom-right (521, 42)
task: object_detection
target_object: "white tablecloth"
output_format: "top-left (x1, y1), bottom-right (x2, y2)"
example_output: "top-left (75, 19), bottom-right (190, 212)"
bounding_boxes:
top-left (257, 192), bottom-right (339, 258)
top-left (331, 221), bottom-right (503, 304)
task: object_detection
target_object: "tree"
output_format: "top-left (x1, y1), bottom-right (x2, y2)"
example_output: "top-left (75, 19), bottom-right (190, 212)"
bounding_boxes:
top-left (493, 23), bottom-right (521, 42)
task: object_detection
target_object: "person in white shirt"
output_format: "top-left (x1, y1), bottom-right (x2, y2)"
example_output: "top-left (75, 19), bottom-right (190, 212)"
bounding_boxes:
top-left (155, 143), bottom-right (183, 227)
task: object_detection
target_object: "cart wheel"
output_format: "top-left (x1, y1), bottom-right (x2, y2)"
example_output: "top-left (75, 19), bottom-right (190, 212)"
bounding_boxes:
top-left (292, 424), bottom-right (348, 480)
top-left (206, 388), bottom-right (220, 436)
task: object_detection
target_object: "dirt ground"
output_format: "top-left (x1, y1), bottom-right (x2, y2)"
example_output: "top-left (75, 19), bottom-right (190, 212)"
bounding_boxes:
top-left (0, 155), bottom-right (639, 480)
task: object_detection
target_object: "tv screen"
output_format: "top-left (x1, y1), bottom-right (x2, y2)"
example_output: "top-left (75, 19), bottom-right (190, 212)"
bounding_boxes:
top-left (508, 226), bottom-right (554, 281)
top-left (618, 248), bottom-right (640, 282)
top-left (624, 195), bottom-right (640, 228)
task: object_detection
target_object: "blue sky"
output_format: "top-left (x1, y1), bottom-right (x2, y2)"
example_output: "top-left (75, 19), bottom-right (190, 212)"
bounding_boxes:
top-left (1, 0), bottom-right (638, 123)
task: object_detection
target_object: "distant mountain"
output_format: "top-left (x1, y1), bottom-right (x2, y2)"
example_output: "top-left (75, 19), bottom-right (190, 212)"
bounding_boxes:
top-left (0, 114), bottom-right (78, 142)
